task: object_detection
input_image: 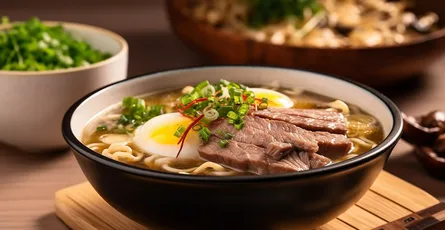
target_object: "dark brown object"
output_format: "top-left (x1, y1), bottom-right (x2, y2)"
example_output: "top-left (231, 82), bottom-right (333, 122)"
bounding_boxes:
top-left (420, 110), bottom-right (445, 130)
top-left (414, 147), bottom-right (445, 180)
top-left (166, 0), bottom-right (445, 86)
top-left (401, 111), bottom-right (445, 180)
top-left (433, 134), bottom-right (445, 158)
top-left (402, 112), bottom-right (440, 146)
top-left (374, 202), bottom-right (445, 230)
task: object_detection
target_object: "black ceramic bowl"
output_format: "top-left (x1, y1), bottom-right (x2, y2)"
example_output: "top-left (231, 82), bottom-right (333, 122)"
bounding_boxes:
top-left (62, 66), bottom-right (403, 230)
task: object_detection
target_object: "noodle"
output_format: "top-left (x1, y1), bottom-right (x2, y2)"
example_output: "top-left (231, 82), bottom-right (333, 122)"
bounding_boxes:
top-left (83, 86), bottom-right (384, 176)
top-left (102, 143), bottom-right (144, 163)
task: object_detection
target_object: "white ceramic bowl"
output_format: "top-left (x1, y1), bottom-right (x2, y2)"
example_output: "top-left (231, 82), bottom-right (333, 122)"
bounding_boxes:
top-left (0, 21), bottom-right (128, 152)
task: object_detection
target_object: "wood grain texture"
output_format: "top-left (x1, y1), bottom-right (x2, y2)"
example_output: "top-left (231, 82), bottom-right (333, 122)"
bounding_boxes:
top-left (54, 171), bottom-right (438, 230)
top-left (1, 1), bottom-right (445, 230)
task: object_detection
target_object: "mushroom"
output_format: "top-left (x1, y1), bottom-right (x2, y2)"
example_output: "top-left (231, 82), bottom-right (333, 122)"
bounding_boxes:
top-left (420, 110), bottom-right (445, 130)
top-left (402, 111), bottom-right (445, 180)
top-left (402, 112), bottom-right (440, 146)
top-left (411, 12), bottom-right (439, 33)
top-left (414, 147), bottom-right (445, 180)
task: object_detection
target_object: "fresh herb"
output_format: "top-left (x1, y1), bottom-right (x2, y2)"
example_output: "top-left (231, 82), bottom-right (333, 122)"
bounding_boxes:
top-left (198, 127), bottom-right (211, 143)
top-left (96, 125), bottom-right (107, 131)
top-left (97, 97), bottom-right (163, 133)
top-left (174, 125), bottom-right (186, 138)
top-left (246, 0), bottom-right (323, 28)
top-left (177, 79), bottom-right (257, 132)
top-left (174, 79), bottom-right (266, 156)
top-left (119, 97), bottom-right (163, 127)
top-left (258, 97), bottom-right (269, 110)
top-left (218, 139), bottom-right (229, 148)
top-left (0, 17), bottom-right (112, 71)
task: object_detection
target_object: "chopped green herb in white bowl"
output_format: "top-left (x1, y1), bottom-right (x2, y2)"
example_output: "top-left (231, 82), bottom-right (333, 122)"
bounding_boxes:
top-left (0, 17), bottom-right (128, 152)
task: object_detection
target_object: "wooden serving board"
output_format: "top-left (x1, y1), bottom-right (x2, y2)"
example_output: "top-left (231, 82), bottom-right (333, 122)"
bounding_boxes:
top-left (55, 171), bottom-right (444, 230)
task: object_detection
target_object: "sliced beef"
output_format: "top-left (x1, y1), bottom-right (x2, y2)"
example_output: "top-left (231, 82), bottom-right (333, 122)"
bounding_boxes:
top-left (209, 117), bottom-right (319, 154)
top-left (263, 108), bottom-right (346, 122)
top-left (269, 151), bottom-right (332, 174)
top-left (210, 116), bottom-right (352, 158)
top-left (198, 137), bottom-right (331, 175)
top-left (266, 142), bottom-right (293, 160)
top-left (253, 108), bottom-right (348, 134)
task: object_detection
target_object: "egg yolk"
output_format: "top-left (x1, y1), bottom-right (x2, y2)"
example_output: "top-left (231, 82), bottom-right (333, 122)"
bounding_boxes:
top-left (149, 118), bottom-right (197, 145)
top-left (255, 92), bottom-right (289, 108)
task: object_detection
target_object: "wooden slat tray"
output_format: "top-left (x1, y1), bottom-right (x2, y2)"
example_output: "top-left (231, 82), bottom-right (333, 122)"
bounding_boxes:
top-left (55, 171), bottom-right (444, 230)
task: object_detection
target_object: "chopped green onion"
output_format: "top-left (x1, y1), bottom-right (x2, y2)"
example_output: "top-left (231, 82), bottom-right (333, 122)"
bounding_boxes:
top-left (204, 108), bottom-right (219, 121)
top-left (224, 132), bottom-right (234, 140)
top-left (258, 102), bottom-right (268, 110)
top-left (228, 119), bottom-right (235, 124)
top-left (218, 139), bottom-right (229, 148)
top-left (181, 95), bottom-right (193, 105)
top-left (201, 85), bottom-right (216, 98)
top-left (198, 127), bottom-right (211, 143)
top-left (238, 104), bottom-right (250, 116)
top-left (96, 125), bottom-right (107, 131)
top-left (234, 123), bottom-right (244, 130)
top-left (0, 17), bottom-right (112, 71)
top-left (227, 111), bottom-right (239, 120)
top-left (119, 114), bottom-right (130, 124)
top-left (220, 79), bottom-right (230, 86)
top-left (174, 125), bottom-right (186, 138)
top-left (106, 97), bottom-right (164, 132)
top-left (261, 97), bottom-right (268, 103)
top-left (217, 106), bottom-right (232, 117)
top-left (193, 80), bottom-right (210, 94)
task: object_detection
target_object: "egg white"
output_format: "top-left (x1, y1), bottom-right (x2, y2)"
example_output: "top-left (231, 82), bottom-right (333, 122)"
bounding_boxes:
top-left (250, 88), bottom-right (294, 108)
top-left (133, 112), bottom-right (201, 159)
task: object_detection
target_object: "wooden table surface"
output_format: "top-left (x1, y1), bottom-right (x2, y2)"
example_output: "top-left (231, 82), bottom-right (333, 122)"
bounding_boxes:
top-left (2, 1), bottom-right (445, 229)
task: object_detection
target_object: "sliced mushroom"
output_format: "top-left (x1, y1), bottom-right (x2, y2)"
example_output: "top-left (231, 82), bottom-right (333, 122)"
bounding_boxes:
top-left (402, 111), bottom-right (445, 181)
top-left (401, 112), bottom-right (440, 146)
top-left (420, 110), bottom-right (445, 130)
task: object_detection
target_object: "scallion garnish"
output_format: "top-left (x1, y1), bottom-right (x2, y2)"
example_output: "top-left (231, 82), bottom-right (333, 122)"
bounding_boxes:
top-left (218, 139), bottom-right (229, 148)
top-left (198, 127), bottom-right (211, 143)
top-left (174, 79), bottom-right (267, 157)
top-left (174, 125), bottom-right (186, 138)
top-left (97, 96), bottom-right (164, 133)
top-left (96, 125), bottom-right (107, 131)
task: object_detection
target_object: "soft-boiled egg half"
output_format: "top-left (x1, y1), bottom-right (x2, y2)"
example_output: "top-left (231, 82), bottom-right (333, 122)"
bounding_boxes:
top-left (250, 88), bottom-right (294, 108)
top-left (133, 112), bottom-right (200, 159)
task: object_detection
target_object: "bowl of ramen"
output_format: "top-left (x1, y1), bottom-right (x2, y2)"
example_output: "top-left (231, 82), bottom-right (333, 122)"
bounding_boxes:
top-left (62, 66), bottom-right (402, 229)
top-left (166, 0), bottom-right (445, 86)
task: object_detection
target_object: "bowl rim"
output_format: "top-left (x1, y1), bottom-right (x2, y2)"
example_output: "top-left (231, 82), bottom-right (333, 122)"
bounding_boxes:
top-left (0, 21), bottom-right (128, 76)
top-left (166, 0), bottom-right (445, 51)
top-left (62, 66), bottom-right (403, 183)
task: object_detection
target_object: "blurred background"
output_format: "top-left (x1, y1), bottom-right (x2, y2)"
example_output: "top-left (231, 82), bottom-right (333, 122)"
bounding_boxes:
top-left (3, 0), bottom-right (204, 76)
top-left (1, 1), bottom-right (445, 229)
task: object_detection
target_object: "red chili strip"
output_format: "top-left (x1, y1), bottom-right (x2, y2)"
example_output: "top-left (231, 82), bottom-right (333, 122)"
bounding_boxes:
top-left (176, 114), bottom-right (205, 158)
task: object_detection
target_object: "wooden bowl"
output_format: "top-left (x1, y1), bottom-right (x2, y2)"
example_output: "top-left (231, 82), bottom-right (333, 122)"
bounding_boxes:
top-left (166, 0), bottom-right (445, 86)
